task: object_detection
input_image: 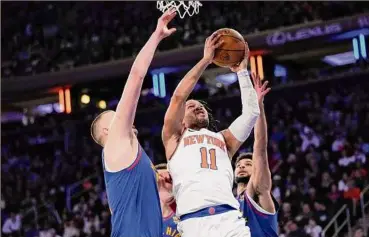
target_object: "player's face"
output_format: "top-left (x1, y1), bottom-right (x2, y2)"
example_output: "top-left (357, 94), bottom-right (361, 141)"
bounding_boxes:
top-left (183, 100), bottom-right (209, 129)
top-left (235, 159), bottom-right (253, 180)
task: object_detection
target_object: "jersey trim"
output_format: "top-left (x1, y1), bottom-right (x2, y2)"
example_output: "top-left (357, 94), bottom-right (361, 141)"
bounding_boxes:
top-left (127, 144), bottom-right (142, 170)
top-left (245, 193), bottom-right (276, 216)
top-left (102, 141), bottom-right (142, 173)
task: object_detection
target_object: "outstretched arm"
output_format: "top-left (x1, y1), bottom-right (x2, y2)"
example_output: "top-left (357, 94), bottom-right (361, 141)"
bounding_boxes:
top-left (104, 9), bottom-right (177, 169)
top-left (112, 9), bottom-right (176, 140)
top-left (246, 76), bottom-right (275, 213)
top-left (162, 33), bottom-right (223, 154)
top-left (221, 48), bottom-right (261, 158)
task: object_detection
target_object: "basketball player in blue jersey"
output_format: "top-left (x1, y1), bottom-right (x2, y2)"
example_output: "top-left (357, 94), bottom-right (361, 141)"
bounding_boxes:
top-left (155, 164), bottom-right (181, 237)
top-left (90, 9), bottom-right (177, 237)
top-left (233, 74), bottom-right (279, 237)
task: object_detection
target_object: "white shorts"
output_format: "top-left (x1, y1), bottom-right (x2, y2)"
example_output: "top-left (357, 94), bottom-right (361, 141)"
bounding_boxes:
top-left (177, 210), bottom-right (250, 237)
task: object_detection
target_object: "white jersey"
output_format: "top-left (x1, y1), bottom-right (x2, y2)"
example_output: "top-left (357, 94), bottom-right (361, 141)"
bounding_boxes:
top-left (168, 128), bottom-right (240, 216)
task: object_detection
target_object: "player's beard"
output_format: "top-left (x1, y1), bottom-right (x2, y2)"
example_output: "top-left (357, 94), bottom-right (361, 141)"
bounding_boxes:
top-left (195, 117), bottom-right (209, 129)
top-left (235, 175), bottom-right (250, 184)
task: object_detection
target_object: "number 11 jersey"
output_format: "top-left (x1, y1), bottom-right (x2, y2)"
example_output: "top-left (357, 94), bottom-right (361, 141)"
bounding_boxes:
top-left (168, 128), bottom-right (240, 217)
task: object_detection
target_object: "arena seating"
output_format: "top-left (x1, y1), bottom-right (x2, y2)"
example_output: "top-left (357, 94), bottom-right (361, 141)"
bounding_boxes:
top-left (2, 2), bottom-right (369, 78)
top-left (2, 1), bottom-right (369, 236)
top-left (2, 69), bottom-right (369, 236)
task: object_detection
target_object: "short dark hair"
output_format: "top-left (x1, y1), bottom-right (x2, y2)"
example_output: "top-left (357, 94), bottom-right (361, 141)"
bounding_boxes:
top-left (155, 163), bottom-right (168, 170)
top-left (235, 152), bottom-right (253, 165)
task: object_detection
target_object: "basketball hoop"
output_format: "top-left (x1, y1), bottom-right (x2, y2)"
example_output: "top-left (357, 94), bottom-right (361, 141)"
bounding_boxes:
top-left (157, 1), bottom-right (202, 19)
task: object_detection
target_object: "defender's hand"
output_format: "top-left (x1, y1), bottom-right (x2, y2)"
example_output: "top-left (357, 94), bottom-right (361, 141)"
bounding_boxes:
top-left (251, 73), bottom-right (271, 104)
top-left (203, 33), bottom-right (224, 64)
top-left (155, 8), bottom-right (177, 40)
top-left (230, 43), bottom-right (250, 72)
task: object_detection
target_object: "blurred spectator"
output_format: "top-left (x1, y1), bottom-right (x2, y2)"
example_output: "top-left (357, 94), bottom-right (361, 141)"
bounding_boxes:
top-left (332, 133), bottom-right (346, 152)
top-left (327, 184), bottom-right (341, 204)
top-left (343, 180), bottom-right (361, 201)
top-left (313, 202), bottom-right (329, 227)
top-left (2, 212), bottom-right (22, 237)
top-left (63, 221), bottom-right (79, 237)
top-left (300, 127), bottom-right (321, 152)
top-left (40, 227), bottom-right (61, 237)
top-left (353, 227), bottom-right (365, 237)
top-left (304, 218), bottom-right (322, 237)
top-left (338, 173), bottom-right (350, 192)
top-left (1, 65), bottom-right (369, 236)
top-left (284, 220), bottom-right (309, 237)
top-left (1, 2), bottom-right (369, 78)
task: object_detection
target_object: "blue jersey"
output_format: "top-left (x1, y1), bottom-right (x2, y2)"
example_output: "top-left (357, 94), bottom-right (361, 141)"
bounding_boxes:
top-left (238, 192), bottom-right (279, 237)
top-left (102, 144), bottom-right (162, 237)
top-left (162, 212), bottom-right (180, 237)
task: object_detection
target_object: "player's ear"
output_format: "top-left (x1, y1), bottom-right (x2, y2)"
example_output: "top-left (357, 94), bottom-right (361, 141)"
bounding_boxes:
top-left (103, 128), bottom-right (109, 135)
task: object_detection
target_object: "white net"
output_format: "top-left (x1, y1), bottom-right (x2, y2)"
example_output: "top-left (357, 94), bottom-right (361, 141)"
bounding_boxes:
top-left (157, 1), bottom-right (202, 19)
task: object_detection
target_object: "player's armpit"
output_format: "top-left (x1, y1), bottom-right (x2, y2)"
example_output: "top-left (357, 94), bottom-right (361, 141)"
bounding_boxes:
top-left (113, 32), bottom-right (162, 140)
top-left (245, 161), bottom-right (275, 213)
top-left (220, 129), bottom-right (243, 158)
top-left (162, 96), bottom-right (186, 142)
top-left (103, 136), bottom-right (140, 172)
top-left (252, 192), bottom-right (276, 214)
top-left (244, 191), bottom-right (276, 215)
top-left (113, 9), bottom-right (177, 142)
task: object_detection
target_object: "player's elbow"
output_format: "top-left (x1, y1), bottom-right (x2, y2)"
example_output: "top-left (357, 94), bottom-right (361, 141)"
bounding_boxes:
top-left (249, 105), bottom-right (261, 117)
top-left (240, 107), bottom-right (260, 126)
top-left (171, 93), bottom-right (187, 103)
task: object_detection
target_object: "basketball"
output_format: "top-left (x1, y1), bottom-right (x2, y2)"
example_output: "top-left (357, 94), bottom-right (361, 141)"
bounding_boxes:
top-left (212, 28), bottom-right (247, 68)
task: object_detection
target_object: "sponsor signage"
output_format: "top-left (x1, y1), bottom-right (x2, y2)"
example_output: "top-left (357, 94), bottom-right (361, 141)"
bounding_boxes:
top-left (3, 14), bottom-right (368, 93)
top-left (255, 14), bottom-right (369, 47)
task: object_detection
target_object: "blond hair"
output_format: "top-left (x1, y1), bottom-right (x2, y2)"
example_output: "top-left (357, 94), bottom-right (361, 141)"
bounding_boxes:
top-left (90, 110), bottom-right (114, 146)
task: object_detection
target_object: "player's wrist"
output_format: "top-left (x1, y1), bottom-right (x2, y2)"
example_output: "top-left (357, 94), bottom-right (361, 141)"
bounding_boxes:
top-left (201, 57), bottom-right (212, 66)
top-left (152, 30), bottom-right (165, 41)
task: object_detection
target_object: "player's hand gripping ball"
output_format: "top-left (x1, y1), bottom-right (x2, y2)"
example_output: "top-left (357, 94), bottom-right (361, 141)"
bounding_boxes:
top-left (212, 28), bottom-right (249, 68)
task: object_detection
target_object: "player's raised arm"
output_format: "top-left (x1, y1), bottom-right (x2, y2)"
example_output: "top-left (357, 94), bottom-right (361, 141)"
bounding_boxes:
top-left (220, 48), bottom-right (261, 158)
top-left (112, 9), bottom-right (176, 139)
top-left (162, 33), bottom-right (223, 152)
top-left (95, 9), bottom-right (177, 170)
top-left (246, 74), bottom-right (275, 213)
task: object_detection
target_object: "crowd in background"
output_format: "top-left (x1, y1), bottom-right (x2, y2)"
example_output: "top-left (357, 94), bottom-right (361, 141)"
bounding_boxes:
top-left (2, 72), bottom-right (369, 237)
top-left (2, 1), bottom-right (369, 237)
top-left (2, 1), bottom-right (369, 78)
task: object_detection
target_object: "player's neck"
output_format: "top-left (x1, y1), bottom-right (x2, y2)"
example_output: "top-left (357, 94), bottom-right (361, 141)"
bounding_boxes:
top-left (237, 183), bottom-right (247, 197)
top-left (161, 202), bottom-right (174, 218)
top-left (188, 126), bottom-right (201, 131)
top-left (187, 125), bottom-right (207, 131)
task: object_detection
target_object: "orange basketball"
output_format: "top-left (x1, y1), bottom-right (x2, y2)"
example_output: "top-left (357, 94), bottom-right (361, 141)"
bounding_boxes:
top-left (212, 28), bottom-right (247, 68)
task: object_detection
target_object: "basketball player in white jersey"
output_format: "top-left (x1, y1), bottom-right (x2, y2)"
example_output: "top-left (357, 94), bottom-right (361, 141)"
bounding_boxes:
top-left (162, 32), bottom-right (260, 237)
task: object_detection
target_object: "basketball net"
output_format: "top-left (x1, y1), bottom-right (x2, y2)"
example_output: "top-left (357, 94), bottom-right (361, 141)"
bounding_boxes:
top-left (156, 1), bottom-right (202, 19)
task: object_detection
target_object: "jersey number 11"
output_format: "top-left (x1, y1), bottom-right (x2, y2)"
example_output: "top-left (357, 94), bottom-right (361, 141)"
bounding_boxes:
top-left (200, 147), bottom-right (218, 170)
